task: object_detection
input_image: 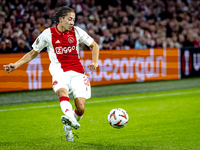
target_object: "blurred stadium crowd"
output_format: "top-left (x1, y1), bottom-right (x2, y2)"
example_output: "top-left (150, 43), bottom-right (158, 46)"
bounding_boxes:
top-left (0, 0), bottom-right (200, 53)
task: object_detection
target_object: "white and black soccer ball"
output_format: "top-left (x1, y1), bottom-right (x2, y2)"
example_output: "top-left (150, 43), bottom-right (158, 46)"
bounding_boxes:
top-left (107, 108), bottom-right (129, 129)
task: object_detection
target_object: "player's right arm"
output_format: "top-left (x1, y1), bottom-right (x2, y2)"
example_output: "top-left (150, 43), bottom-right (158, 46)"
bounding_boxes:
top-left (4, 28), bottom-right (49, 73)
top-left (4, 49), bottom-right (39, 73)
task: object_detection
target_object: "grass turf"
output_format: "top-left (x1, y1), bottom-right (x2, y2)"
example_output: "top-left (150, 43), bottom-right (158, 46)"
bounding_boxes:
top-left (1, 77), bottom-right (200, 106)
top-left (0, 88), bottom-right (200, 150)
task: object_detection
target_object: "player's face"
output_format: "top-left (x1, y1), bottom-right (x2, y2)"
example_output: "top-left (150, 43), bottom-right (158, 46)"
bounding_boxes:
top-left (60, 12), bottom-right (75, 31)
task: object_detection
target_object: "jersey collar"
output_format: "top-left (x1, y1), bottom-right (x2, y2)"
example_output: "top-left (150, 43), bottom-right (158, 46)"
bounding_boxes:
top-left (55, 24), bottom-right (74, 36)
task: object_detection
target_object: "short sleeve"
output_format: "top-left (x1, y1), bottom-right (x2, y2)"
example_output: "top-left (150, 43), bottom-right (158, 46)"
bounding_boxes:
top-left (74, 26), bottom-right (94, 46)
top-left (32, 29), bottom-right (49, 52)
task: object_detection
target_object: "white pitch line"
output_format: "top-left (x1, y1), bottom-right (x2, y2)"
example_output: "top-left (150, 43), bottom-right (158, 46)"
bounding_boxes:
top-left (0, 104), bottom-right (59, 112)
top-left (0, 90), bottom-right (199, 112)
top-left (86, 90), bottom-right (200, 104)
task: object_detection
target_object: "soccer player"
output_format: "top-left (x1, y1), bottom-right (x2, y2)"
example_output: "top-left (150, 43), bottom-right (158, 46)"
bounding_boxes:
top-left (3, 6), bottom-right (99, 142)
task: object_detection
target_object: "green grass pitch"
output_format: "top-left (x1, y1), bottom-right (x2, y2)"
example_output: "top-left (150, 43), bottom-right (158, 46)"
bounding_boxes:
top-left (0, 87), bottom-right (200, 150)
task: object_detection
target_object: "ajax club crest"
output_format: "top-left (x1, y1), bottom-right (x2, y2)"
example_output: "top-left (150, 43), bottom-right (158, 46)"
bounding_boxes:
top-left (68, 37), bottom-right (74, 43)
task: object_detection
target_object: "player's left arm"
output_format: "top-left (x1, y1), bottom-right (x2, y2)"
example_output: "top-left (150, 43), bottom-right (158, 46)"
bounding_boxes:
top-left (89, 40), bottom-right (99, 73)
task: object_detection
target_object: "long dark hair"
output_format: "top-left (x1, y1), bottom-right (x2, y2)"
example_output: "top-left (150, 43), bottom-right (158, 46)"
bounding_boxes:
top-left (51, 6), bottom-right (75, 24)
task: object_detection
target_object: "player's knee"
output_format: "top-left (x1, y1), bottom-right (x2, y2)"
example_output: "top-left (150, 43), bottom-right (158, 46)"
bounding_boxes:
top-left (56, 88), bottom-right (68, 97)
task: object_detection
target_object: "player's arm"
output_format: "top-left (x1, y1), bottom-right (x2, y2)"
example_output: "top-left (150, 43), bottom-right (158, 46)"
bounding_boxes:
top-left (4, 49), bottom-right (39, 73)
top-left (89, 40), bottom-right (99, 72)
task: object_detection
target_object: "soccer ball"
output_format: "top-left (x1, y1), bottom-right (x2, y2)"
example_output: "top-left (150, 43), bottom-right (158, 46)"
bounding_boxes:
top-left (107, 108), bottom-right (129, 129)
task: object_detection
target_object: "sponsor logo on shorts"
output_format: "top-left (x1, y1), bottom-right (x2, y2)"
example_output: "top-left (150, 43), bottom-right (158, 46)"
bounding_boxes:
top-left (83, 76), bottom-right (90, 86)
top-left (53, 80), bottom-right (58, 86)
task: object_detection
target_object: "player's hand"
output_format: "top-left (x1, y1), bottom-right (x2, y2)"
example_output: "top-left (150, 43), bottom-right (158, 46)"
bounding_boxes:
top-left (3, 63), bottom-right (17, 73)
top-left (89, 62), bottom-right (98, 74)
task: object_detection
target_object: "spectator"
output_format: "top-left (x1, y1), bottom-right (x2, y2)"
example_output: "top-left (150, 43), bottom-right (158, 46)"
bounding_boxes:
top-left (10, 15), bottom-right (17, 29)
top-left (13, 39), bottom-right (30, 53)
top-left (5, 39), bottom-right (13, 53)
top-left (129, 32), bottom-right (138, 48)
top-left (118, 25), bottom-right (127, 34)
top-left (0, 40), bottom-right (7, 53)
top-left (19, 33), bottom-right (32, 51)
top-left (102, 39), bottom-right (110, 50)
top-left (154, 37), bottom-right (163, 48)
top-left (96, 5), bottom-right (104, 18)
top-left (0, 20), bottom-right (3, 37)
top-left (120, 16), bottom-right (129, 26)
top-left (109, 36), bottom-right (117, 49)
top-left (31, 29), bottom-right (41, 45)
top-left (76, 15), bottom-right (86, 30)
top-left (107, 16), bottom-right (114, 29)
top-left (178, 34), bottom-right (185, 47)
top-left (11, 33), bottom-right (20, 50)
top-left (115, 36), bottom-right (124, 50)
top-left (100, 17), bottom-right (107, 31)
top-left (171, 34), bottom-right (181, 48)
top-left (110, 21), bottom-right (119, 37)
top-left (183, 34), bottom-right (195, 48)
top-left (101, 29), bottom-right (112, 44)
top-left (134, 36), bottom-right (148, 49)
top-left (163, 38), bottom-right (174, 48)
top-left (1, 28), bottom-right (10, 41)
top-left (120, 33), bottom-right (130, 49)
top-left (192, 33), bottom-right (200, 47)
top-left (0, 0), bottom-right (200, 54)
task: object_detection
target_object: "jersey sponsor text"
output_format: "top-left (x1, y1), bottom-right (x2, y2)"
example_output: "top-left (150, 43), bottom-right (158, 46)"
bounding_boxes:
top-left (55, 46), bottom-right (76, 54)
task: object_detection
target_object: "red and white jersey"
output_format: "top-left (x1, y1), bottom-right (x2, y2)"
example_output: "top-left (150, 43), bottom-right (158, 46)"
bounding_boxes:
top-left (32, 26), bottom-right (94, 76)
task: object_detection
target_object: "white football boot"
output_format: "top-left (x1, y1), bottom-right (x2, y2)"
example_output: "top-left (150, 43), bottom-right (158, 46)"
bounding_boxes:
top-left (61, 115), bottom-right (80, 130)
top-left (63, 125), bottom-right (74, 142)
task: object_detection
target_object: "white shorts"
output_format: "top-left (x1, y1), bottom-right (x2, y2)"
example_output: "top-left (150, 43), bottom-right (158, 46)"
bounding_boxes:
top-left (52, 71), bottom-right (91, 99)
